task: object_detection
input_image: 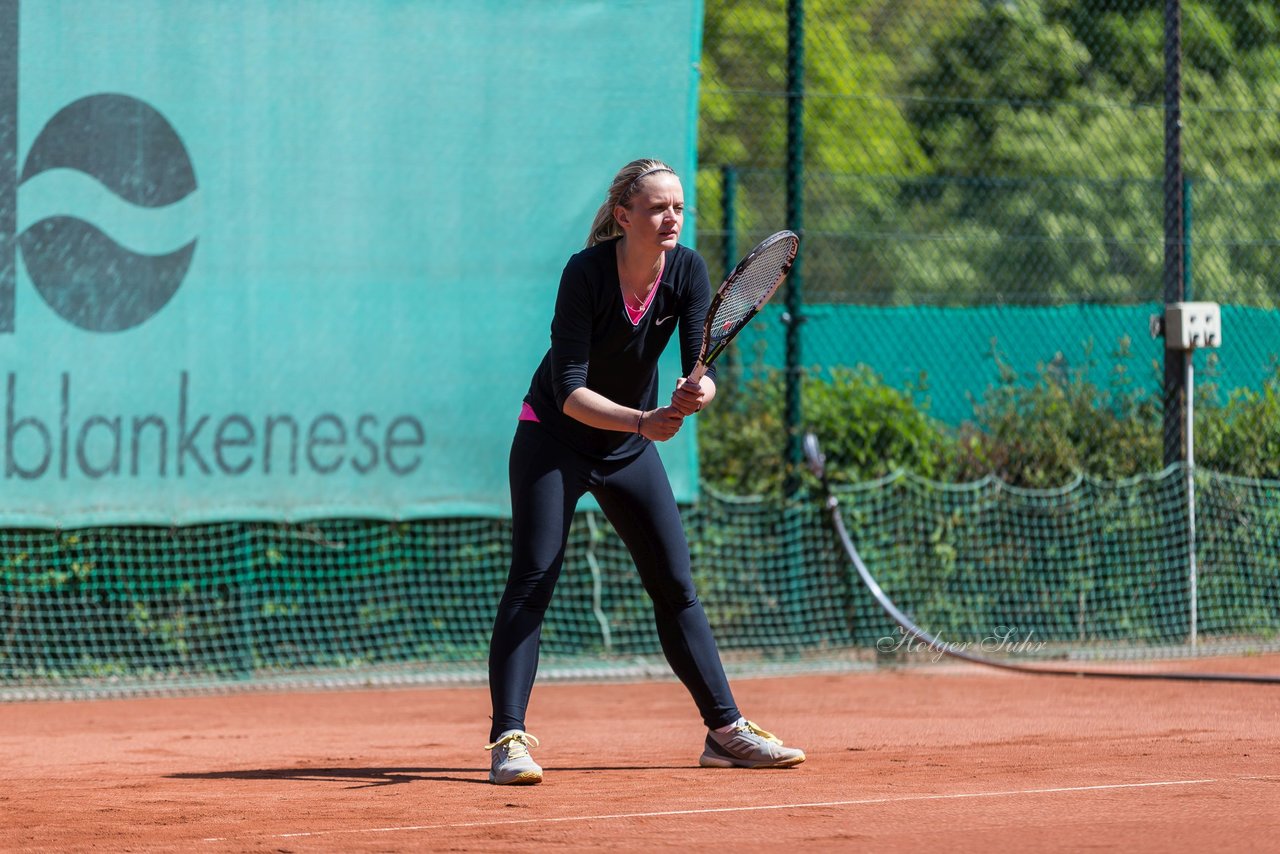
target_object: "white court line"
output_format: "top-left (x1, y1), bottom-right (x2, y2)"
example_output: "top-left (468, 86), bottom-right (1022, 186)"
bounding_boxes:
top-left (200, 775), bottom-right (1276, 843)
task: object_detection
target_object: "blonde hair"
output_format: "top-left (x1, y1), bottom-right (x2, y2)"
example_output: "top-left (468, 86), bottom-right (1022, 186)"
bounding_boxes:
top-left (586, 158), bottom-right (677, 247)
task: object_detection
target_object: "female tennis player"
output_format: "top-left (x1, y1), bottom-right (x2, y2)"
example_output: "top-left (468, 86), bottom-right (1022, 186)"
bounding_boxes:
top-left (485, 158), bottom-right (805, 785)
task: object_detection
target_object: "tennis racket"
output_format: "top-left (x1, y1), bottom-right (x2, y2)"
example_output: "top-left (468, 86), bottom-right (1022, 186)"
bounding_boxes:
top-left (685, 230), bottom-right (799, 385)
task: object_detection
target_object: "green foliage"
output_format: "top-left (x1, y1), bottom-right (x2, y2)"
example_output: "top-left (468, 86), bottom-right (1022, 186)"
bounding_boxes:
top-left (907, 2), bottom-right (1094, 176)
top-left (700, 0), bottom-right (1280, 307)
top-left (696, 362), bottom-right (788, 495)
top-left (700, 362), bottom-right (956, 494)
top-left (952, 338), bottom-right (1163, 486)
top-left (908, 0), bottom-right (1280, 182)
top-left (1197, 365), bottom-right (1280, 477)
top-left (892, 0), bottom-right (1280, 305)
top-left (700, 0), bottom-right (930, 179)
top-left (804, 366), bottom-right (955, 482)
top-left (700, 338), bottom-right (1280, 493)
top-left (697, 0), bottom-right (931, 292)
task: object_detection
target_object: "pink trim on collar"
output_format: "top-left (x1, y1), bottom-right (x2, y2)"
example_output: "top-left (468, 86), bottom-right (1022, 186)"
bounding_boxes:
top-left (622, 253), bottom-right (665, 325)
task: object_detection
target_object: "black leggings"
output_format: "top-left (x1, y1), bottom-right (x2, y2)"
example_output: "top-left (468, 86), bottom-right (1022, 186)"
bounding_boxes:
top-left (488, 421), bottom-right (740, 742)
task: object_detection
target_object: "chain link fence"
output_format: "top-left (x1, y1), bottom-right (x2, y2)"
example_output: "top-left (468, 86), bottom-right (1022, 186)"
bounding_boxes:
top-left (697, 0), bottom-right (1280, 489)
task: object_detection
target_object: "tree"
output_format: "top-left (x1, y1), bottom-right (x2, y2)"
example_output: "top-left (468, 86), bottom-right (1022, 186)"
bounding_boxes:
top-left (890, 0), bottom-right (1280, 306)
top-left (698, 0), bottom-right (930, 295)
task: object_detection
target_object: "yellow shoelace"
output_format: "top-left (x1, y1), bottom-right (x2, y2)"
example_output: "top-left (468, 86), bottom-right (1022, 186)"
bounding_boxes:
top-left (485, 731), bottom-right (540, 759)
top-left (740, 721), bottom-right (784, 745)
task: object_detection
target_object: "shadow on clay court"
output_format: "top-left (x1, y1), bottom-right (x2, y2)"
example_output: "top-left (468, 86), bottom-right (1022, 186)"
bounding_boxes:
top-left (168, 765), bottom-right (695, 788)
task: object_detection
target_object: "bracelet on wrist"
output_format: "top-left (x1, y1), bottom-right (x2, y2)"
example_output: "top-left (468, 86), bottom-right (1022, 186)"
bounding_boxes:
top-left (636, 410), bottom-right (645, 435)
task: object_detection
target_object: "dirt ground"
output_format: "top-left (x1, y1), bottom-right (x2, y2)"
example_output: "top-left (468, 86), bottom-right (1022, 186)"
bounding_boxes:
top-left (2, 660), bottom-right (1277, 852)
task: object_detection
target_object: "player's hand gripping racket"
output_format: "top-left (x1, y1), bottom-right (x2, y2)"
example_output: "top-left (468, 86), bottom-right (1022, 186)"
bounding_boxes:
top-left (685, 230), bottom-right (799, 385)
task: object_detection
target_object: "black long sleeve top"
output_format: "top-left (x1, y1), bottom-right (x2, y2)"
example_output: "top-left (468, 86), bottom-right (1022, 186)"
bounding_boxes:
top-left (522, 238), bottom-right (717, 460)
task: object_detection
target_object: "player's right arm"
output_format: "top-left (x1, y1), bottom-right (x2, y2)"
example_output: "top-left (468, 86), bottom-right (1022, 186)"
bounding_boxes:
top-left (563, 387), bottom-right (683, 440)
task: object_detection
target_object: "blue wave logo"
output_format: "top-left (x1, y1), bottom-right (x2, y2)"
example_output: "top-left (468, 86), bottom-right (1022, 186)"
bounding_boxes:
top-left (18, 94), bottom-right (198, 332)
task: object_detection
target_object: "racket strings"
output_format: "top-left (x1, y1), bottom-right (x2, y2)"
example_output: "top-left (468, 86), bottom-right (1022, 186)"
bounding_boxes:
top-left (709, 237), bottom-right (796, 340)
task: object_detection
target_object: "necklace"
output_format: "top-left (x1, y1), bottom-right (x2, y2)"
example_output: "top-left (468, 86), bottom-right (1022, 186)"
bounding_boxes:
top-left (618, 249), bottom-right (665, 311)
top-left (623, 288), bottom-right (649, 310)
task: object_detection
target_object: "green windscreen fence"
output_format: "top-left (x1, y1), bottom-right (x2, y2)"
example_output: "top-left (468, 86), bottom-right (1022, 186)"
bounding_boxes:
top-left (0, 0), bottom-right (705, 526)
top-left (4, 466), bottom-right (1279, 699)
top-left (736, 304), bottom-right (1280, 425)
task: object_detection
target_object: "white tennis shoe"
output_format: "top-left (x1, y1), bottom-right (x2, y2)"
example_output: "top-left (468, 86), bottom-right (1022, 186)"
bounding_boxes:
top-left (486, 730), bottom-right (543, 785)
top-left (699, 720), bottom-right (806, 769)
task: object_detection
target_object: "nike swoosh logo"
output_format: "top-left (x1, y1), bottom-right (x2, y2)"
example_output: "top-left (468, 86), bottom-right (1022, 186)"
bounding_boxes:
top-left (655, 315), bottom-right (675, 325)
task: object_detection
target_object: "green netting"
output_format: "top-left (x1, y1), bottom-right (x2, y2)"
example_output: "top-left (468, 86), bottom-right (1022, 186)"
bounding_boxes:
top-left (4, 465), bottom-right (1277, 699)
top-left (732, 303), bottom-right (1279, 427)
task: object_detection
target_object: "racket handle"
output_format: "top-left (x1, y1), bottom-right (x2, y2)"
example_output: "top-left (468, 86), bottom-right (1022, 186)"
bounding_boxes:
top-left (686, 363), bottom-right (708, 385)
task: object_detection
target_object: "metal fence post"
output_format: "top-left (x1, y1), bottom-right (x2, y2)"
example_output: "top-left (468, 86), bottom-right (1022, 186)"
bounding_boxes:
top-left (1163, 0), bottom-right (1187, 467)
top-left (1183, 175), bottom-right (1193, 301)
top-left (1164, 1), bottom-right (1198, 647)
top-left (784, 0), bottom-right (805, 496)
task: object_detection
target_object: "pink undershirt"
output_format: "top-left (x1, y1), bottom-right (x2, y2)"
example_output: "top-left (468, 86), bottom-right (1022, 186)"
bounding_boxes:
top-left (519, 254), bottom-right (665, 425)
top-left (623, 253), bottom-right (663, 325)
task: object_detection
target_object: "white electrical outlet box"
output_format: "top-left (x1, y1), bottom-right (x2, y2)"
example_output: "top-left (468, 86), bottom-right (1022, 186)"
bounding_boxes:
top-left (1164, 302), bottom-right (1222, 350)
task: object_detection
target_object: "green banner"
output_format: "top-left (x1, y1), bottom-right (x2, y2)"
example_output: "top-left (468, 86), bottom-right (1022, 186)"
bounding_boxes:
top-left (0, 0), bottom-right (706, 526)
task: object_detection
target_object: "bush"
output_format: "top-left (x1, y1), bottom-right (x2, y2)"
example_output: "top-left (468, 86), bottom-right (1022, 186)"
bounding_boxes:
top-left (951, 338), bottom-right (1162, 487)
top-left (698, 339), bottom-right (1277, 494)
top-left (1197, 366), bottom-right (1280, 479)
top-left (699, 363), bottom-right (956, 494)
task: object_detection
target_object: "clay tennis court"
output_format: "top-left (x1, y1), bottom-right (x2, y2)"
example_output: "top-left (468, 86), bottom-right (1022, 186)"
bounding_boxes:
top-left (3, 658), bottom-right (1276, 852)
